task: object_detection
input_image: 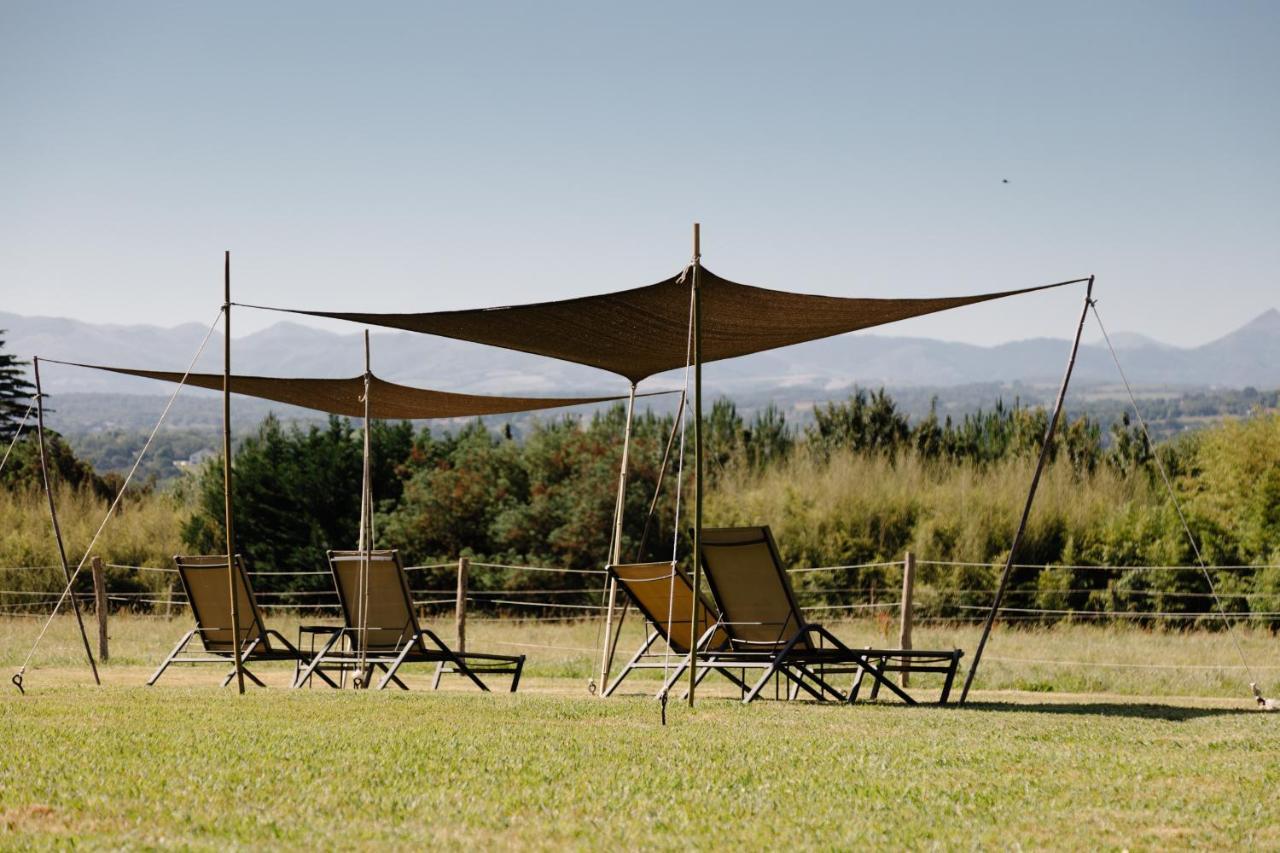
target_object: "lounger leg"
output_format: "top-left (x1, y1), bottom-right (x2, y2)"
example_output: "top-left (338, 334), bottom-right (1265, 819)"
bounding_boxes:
top-left (743, 630), bottom-right (809, 703)
top-left (659, 658), bottom-right (693, 699)
top-left (847, 665), bottom-right (865, 704)
top-left (264, 630), bottom-right (341, 689)
top-left (602, 631), bottom-right (660, 698)
top-left (375, 641), bottom-right (419, 690)
top-left (743, 663), bottom-right (782, 704)
top-left (807, 625), bottom-right (919, 705)
top-left (508, 656), bottom-right (524, 692)
top-left (676, 663), bottom-right (716, 700)
top-left (430, 661), bottom-right (446, 690)
top-left (376, 663), bottom-right (410, 690)
top-left (422, 630), bottom-right (490, 692)
top-left (938, 652), bottom-right (961, 704)
top-left (850, 653), bottom-right (917, 705)
top-left (220, 638), bottom-right (263, 688)
top-left (781, 665), bottom-right (835, 702)
top-left (292, 630), bottom-right (344, 689)
top-left (221, 665), bottom-right (265, 689)
top-left (716, 665), bottom-right (751, 695)
top-left (147, 629), bottom-right (196, 686)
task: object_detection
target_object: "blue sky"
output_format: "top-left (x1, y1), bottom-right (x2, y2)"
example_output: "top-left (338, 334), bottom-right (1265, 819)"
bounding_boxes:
top-left (2, 2), bottom-right (1277, 347)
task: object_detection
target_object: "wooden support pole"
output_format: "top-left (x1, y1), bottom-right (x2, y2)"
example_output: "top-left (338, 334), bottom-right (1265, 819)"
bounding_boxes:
top-left (223, 251), bottom-right (246, 694)
top-left (456, 556), bottom-right (469, 655)
top-left (899, 551), bottom-right (914, 687)
top-left (33, 357), bottom-right (100, 685)
top-left (92, 556), bottom-right (109, 663)
top-left (356, 330), bottom-right (373, 685)
top-left (960, 276), bottom-right (1095, 703)
top-left (597, 381), bottom-right (637, 693)
top-left (688, 222), bottom-right (703, 707)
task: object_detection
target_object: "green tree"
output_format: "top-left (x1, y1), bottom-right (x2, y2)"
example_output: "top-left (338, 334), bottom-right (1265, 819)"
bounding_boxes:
top-left (182, 415), bottom-right (414, 592)
top-left (0, 331), bottom-right (36, 442)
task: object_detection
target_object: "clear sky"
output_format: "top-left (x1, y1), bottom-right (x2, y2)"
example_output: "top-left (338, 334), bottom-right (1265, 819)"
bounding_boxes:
top-left (2, 2), bottom-right (1277, 347)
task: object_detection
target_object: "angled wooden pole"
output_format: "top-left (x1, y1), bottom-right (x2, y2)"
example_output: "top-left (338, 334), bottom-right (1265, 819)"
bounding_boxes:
top-left (686, 219), bottom-right (706, 701)
top-left (223, 251), bottom-right (246, 694)
top-left (597, 381), bottom-right (637, 692)
top-left (960, 276), bottom-right (1094, 703)
top-left (33, 357), bottom-right (100, 684)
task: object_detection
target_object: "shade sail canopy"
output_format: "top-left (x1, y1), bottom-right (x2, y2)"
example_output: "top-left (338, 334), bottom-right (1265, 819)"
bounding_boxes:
top-left (250, 265), bottom-right (1087, 383)
top-left (45, 360), bottom-right (635, 420)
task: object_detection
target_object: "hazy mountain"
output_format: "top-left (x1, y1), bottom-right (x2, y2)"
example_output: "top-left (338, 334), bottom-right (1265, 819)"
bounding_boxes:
top-left (3, 308), bottom-right (1278, 406)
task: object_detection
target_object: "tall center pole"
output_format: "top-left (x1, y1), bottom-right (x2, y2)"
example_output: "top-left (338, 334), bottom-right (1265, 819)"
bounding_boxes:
top-left (357, 330), bottom-right (373, 684)
top-left (959, 276), bottom-right (1094, 703)
top-left (597, 381), bottom-right (638, 692)
top-left (33, 358), bottom-right (100, 685)
top-left (223, 250), bottom-right (246, 694)
top-left (687, 222), bottom-right (703, 706)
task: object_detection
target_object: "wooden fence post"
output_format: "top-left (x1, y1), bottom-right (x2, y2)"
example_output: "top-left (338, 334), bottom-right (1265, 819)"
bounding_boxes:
top-left (455, 556), bottom-right (469, 655)
top-left (899, 551), bottom-right (915, 687)
top-left (91, 555), bottom-right (109, 663)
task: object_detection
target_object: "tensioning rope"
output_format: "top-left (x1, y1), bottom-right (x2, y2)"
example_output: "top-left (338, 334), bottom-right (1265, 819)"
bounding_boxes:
top-left (659, 263), bottom-right (697, 725)
top-left (1091, 302), bottom-right (1275, 711)
top-left (0, 401), bottom-right (36, 477)
top-left (11, 310), bottom-right (221, 694)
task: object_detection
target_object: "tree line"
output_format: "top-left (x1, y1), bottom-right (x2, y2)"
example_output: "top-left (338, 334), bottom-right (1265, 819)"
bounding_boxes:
top-left (5, 326), bottom-right (1279, 622)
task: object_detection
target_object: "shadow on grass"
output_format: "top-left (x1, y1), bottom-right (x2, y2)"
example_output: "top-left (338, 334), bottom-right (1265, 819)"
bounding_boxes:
top-left (953, 701), bottom-right (1257, 721)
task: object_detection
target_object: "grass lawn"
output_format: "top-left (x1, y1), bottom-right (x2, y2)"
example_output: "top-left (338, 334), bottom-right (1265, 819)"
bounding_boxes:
top-left (3, 615), bottom-right (1280, 848)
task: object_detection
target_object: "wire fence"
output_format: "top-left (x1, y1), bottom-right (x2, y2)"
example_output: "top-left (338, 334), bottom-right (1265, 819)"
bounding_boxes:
top-left (6, 557), bottom-right (1280, 630)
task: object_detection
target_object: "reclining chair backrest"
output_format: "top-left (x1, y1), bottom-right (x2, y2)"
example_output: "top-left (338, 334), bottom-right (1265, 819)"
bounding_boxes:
top-left (174, 554), bottom-right (265, 653)
top-left (328, 549), bottom-right (419, 653)
top-left (699, 526), bottom-right (811, 651)
top-left (609, 562), bottom-right (727, 654)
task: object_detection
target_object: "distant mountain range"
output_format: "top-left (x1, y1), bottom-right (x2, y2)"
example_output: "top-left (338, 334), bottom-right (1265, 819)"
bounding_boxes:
top-left (4, 308), bottom-right (1278, 402)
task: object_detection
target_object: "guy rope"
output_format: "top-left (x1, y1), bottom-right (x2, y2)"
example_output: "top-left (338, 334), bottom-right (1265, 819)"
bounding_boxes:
top-left (11, 310), bottom-right (221, 694)
top-left (1091, 301), bottom-right (1277, 711)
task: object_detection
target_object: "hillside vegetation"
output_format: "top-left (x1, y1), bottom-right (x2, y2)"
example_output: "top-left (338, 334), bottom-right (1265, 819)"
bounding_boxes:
top-left (3, 390), bottom-right (1279, 622)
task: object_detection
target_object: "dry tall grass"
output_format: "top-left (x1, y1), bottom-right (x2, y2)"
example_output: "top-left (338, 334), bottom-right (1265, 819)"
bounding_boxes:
top-left (0, 485), bottom-right (184, 599)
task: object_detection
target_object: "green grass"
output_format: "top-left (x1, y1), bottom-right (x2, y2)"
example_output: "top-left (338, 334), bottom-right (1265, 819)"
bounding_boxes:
top-left (2, 686), bottom-right (1278, 848)
top-left (3, 614), bottom-right (1280, 847)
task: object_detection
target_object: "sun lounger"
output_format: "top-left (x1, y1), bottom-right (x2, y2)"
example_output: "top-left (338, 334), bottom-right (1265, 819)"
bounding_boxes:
top-left (602, 561), bottom-right (752, 698)
top-left (700, 526), bottom-right (963, 704)
top-left (148, 554), bottom-right (335, 688)
top-left (293, 549), bottom-right (524, 691)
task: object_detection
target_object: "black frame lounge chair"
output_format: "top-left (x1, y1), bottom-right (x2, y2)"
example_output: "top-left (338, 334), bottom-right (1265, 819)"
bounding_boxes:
top-left (700, 527), bottom-right (963, 705)
top-left (602, 562), bottom-right (753, 698)
top-left (294, 549), bottom-right (524, 692)
top-left (148, 554), bottom-right (334, 688)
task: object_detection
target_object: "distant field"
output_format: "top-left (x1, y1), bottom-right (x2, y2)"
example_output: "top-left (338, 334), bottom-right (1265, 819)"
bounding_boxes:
top-left (5, 612), bottom-right (1280, 697)
top-left (2, 614), bottom-right (1279, 847)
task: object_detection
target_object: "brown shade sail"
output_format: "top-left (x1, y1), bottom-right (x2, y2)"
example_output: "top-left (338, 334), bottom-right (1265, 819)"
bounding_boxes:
top-left (45, 360), bottom-right (636, 420)
top-left (247, 265), bottom-right (1088, 383)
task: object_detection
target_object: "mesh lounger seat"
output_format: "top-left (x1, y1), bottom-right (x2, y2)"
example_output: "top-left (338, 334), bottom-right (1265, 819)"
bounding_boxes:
top-left (148, 554), bottom-right (335, 688)
top-left (700, 527), bottom-right (964, 705)
top-left (602, 562), bottom-right (752, 698)
top-left (294, 549), bottom-right (524, 692)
